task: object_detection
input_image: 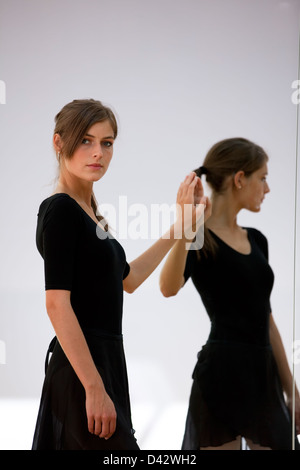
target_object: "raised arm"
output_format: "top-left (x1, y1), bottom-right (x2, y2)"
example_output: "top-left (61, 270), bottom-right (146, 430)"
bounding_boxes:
top-left (123, 172), bottom-right (210, 294)
top-left (159, 174), bottom-right (212, 297)
top-left (159, 237), bottom-right (191, 297)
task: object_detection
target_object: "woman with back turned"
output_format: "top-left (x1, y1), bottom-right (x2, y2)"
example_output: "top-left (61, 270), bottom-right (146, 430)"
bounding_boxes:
top-left (32, 98), bottom-right (210, 450)
top-left (160, 138), bottom-right (300, 450)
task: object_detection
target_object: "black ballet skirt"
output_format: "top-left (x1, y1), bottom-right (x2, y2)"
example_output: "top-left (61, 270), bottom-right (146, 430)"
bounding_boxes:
top-left (32, 194), bottom-right (139, 450)
top-left (32, 330), bottom-right (138, 450)
top-left (182, 228), bottom-right (299, 450)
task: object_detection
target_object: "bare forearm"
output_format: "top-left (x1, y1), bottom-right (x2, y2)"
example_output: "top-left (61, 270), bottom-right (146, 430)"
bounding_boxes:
top-left (46, 290), bottom-right (117, 439)
top-left (159, 237), bottom-right (191, 296)
top-left (124, 225), bottom-right (178, 293)
top-left (46, 296), bottom-right (104, 392)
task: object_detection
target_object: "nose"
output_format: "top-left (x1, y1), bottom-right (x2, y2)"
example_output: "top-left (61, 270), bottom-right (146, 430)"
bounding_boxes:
top-left (93, 142), bottom-right (103, 159)
top-left (265, 182), bottom-right (270, 194)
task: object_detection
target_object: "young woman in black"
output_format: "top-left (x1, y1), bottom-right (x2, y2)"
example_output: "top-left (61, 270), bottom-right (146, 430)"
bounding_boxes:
top-left (32, 99), bottom-right (210, 450)
top-left (160, 138), bottom-right (300, 450)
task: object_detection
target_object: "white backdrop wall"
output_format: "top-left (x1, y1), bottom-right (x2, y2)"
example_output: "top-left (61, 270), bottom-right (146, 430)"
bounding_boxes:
top-left (0, 0), bottom-right (299, 450)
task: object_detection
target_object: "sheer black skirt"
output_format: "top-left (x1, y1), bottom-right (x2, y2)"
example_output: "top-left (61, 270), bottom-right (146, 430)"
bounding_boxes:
top-left (182, 340), bottom-right (299, 450)
top-left (32, 329), bottom-right (139, 450)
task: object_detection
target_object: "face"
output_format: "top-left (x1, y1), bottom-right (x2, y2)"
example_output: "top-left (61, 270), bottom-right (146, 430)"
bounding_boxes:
top-left (239, 162), bottom-right (270, 212)
top-left (59, 120), bottom-right (115, 183)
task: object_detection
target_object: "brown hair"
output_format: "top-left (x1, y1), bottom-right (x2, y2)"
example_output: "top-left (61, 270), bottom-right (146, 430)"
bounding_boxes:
top-left (194, 137), bottom-right (269, 257)
top-left (54, 99), bottom-right (118, 226)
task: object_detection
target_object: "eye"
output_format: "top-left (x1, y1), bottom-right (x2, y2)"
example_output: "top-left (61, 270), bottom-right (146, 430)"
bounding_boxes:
top-left (82, 138), bottom-right (90, 145)
top-left (102, 141), bottom-right (113, 148)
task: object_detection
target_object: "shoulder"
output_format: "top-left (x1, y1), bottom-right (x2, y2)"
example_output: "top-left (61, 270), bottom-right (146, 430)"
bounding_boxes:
top-left (39, 193), bottom-right (80, 214)
top-left (246, 227), bottom-right (269, 255)
top-left (246, 227), bottom-right (268, 243)
top-left (38, 193), bottom-right (82, 227)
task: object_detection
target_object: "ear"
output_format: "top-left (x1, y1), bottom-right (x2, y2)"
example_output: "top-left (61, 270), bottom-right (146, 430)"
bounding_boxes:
top-left (53, 133), bottom-right (63, 153)
top-left (233, 170), bottom-right (245, 190)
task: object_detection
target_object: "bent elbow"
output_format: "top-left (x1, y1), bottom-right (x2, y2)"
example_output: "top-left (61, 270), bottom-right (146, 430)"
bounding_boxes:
top-left (162, 290), bottom-right (178, 298)
top-left (123, 279), bottom-right (137, 294)
top-left (45, 295), bottom-right (58, 314)
top-left (161, 290), bottom-right (174, 298)
top-left (124, 285), bottom-right (136, 294)
top-left (45, 290), bottom-right (71, 316)
top-left (159, 283), bottom-right (179, 298)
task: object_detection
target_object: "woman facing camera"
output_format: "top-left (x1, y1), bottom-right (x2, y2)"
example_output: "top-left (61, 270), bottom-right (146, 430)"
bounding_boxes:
top-left (160, 137), bottom-right (300, 450)
top-left (32, 99), bottom-right (210, 450)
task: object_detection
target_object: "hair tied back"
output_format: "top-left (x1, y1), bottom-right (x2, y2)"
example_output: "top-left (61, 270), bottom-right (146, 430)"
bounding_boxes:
top-left (199, 166), bottom-right (208, 176)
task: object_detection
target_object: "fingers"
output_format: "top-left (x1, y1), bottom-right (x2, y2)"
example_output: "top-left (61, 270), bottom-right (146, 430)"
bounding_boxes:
top-left (98, 413), bottom-right (117, 440)
top-left (181, 172), bottom-right (197, 190)
top-left (98, 418), bottom-right (110, 439)
top-left (177, 172), bottom-right (200, 203)
top-left (185, 172), bottom-right (198, 192)
top-left (89, 414), bottom-right (117, 440)
top-left (86, 391), bottom-right (117, 440)
top-left (102, 417), bottom-right (117, 440)
top-left (87, 414), bottom-right (95, 435)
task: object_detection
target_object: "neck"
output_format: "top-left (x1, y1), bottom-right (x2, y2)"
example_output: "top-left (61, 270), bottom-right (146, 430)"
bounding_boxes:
top-left (207, 191), bottom-right (241, 231)
top-left (55, 172), bottom-right (93, 207)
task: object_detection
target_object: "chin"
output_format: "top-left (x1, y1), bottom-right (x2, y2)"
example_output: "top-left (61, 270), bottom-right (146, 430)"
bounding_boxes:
top-left (246, 204), bottom-right (261, 213)
top-left (88, 174), bottom-right (103, 182)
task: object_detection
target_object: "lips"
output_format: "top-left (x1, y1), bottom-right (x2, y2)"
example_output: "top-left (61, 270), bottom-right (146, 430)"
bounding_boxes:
top-left (87, 164), bottom-right (103, 169)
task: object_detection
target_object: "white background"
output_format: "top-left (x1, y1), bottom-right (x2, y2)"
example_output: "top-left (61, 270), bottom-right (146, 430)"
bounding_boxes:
top-left (0, 0), bottom-right (299, 450)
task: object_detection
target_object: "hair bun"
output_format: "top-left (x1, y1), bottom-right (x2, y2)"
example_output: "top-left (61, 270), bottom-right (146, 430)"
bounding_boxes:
top-left (199, 166), bottom-right (208, 176)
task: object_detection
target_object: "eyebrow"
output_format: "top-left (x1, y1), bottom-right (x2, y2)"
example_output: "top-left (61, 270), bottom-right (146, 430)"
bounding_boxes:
top-left (85, 133), bottom-right (115, 140)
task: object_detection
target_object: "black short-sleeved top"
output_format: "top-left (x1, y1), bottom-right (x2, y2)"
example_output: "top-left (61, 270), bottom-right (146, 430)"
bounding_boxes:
top-left (184, 228), bottom-right (274, 346)
top-left (36, 193), bottom-right (130, 335)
